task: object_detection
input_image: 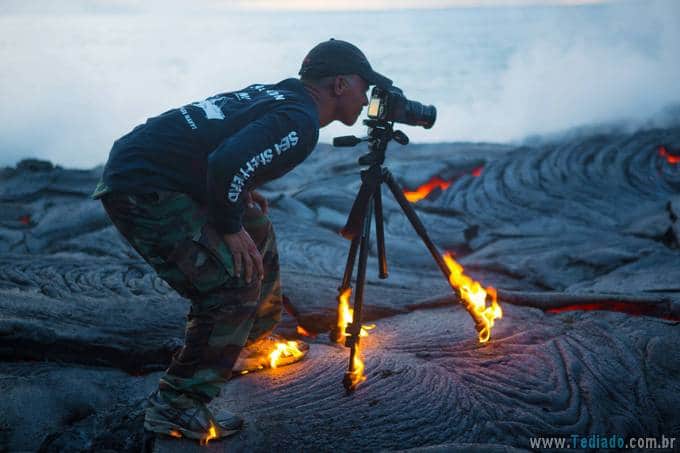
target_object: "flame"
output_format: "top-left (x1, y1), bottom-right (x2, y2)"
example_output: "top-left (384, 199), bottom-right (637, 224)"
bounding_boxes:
top-left (169, 429), bottom-right (182, 438)
top-left (336, 288), bottom-right (376, 389)
top-left (659, 145), bottom-right (680, 164)
top-left (337, 288), bottom-right (353, 339)
top-left (471, 166), bottom-right (483, 177)
top-left (268, 340), bottom-right (304, 369)
top-left (200, 422), bottom-right (218, 446)
top-left (336, 288), bottom-right (373, 341)
top-left (296, 325), bottom-right (312, 337)
top-left (403, 176), bottom-right (452, 202)
top-left (442, 252), bottom-right (503, 343)
top-left (347, 342), bottom-right (367, 390)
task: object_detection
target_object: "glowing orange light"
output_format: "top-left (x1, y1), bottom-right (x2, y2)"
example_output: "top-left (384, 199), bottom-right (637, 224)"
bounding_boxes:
top-left (471, 166), bottom-right (483, 177)
top-left (169, 430), bottom-right (182, 438)
top-left (335, 288), bottom-right (376, 389)
top-left (268, 340), bottom-right (305, 369)
top-left (546, 301), bottom-right (680, 321)
top-left (336, 288), bottom-right (373, 341)
top-left (200, 422), bottom-right (218, 446)
top-left (659, 146), bottom-right (680, 164)
top-left (442, 252), bottom-right (502, 343)
top-left (336, 288), bottom-right (353, 340)
top-left (346, 342), bottom-right (367, 390)
top-left (296, 325), bottom-right (313, 337)
top-left (403, 176), bottom-right (452, 202)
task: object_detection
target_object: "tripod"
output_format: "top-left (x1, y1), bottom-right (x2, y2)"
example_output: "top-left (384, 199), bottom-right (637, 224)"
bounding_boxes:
top-left (332, 119), bottom-right (486, 393)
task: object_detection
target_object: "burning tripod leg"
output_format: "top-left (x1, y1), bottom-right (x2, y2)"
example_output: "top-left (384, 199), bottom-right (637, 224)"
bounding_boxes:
top-left (331, 237), bottom-right (359, 344)
top-left (344, 197), bottom-right (374, 393)
top-left (384, 171), bottom-right (502, 342)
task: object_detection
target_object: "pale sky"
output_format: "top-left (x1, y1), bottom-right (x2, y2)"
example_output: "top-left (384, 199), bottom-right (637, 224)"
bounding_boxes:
top-left (0, 0), bottom-right (617, 14)
top-left (235, 0), bottom-right (612, 10)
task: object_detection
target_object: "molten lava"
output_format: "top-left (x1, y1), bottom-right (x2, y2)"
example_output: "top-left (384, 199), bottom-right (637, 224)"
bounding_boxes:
top-left (403, 176), bottom-right (452, 202)
top-left (546, 301), bottom-right (680, 321)
top-left (268, 340), bottom-right (305, 369)
top-left (200, 422), bottom-right (218, 446)
top-left (659, 145), bottom-right (680, 164)
top-left (442, 252), bottom-right (503, 343)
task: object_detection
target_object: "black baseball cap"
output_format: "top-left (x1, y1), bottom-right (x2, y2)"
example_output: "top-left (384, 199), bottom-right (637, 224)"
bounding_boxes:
top-left (299, 39), bottom-right (392, 89)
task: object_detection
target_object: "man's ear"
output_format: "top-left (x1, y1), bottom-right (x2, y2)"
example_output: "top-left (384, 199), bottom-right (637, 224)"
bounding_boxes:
top-left (333, 76), bottom-right (349, 96)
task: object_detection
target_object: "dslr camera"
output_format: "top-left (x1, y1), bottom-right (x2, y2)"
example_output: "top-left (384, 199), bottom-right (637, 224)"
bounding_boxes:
top-left (366, 86), bottom-right (436, 129)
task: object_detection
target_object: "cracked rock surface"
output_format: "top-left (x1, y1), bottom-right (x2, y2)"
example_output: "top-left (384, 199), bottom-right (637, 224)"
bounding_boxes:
top-left (0, 128), bottom-right (679, 452)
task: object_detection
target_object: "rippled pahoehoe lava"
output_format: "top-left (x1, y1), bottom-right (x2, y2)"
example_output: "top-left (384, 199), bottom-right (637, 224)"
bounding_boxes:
top-left (1, 128), bottom-right (679, 451)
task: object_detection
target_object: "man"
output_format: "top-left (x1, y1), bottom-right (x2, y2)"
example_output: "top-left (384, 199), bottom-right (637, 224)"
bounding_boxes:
top-left (93, 39), bottom-right (392, 441)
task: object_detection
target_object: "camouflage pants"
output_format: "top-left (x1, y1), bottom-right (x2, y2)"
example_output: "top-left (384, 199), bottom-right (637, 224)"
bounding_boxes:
top-left (101, 191), bottom-right (281, 404)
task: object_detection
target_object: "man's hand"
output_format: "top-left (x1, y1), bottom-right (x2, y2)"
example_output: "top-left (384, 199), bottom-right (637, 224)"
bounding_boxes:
top-left (223, 228), bottom-right (263, 284)
top-left (246, 190), bottom-right (268, 214)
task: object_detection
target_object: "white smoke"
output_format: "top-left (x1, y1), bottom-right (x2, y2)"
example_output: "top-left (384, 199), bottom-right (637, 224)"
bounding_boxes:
top-left (0, 0), bottom-right (678, 168)
top-left (429, 0), bottom-right (680, 144)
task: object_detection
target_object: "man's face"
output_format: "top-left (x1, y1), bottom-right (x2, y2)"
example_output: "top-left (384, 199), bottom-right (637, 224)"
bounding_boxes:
top-left (335, 75), bottom-right (370, 126)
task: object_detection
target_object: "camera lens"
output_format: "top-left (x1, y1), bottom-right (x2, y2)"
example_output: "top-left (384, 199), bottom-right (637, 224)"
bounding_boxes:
top-left (391, 94), bottom-right (437, 129)
top-left (403, 100), bottom-right (437, 129)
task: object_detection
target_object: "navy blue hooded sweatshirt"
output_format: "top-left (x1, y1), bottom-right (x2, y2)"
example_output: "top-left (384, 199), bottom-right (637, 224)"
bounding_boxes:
top-left (99, 78), bottom-right (319, 234)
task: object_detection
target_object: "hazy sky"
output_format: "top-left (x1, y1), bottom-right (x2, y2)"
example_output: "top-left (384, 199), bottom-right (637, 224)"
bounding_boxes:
top-left (0, 0), bottom-right (616, 14)
top-left (235, 0), bottom-right (612, 10)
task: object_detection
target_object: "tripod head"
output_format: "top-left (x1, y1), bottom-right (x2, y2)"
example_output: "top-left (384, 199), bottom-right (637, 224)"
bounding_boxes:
top-left (333, 119), bottom-right (410, 167)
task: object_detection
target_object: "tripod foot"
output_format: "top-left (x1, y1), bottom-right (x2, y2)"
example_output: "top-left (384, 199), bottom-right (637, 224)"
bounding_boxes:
top-left (342, 372), bottom-right (357, 394)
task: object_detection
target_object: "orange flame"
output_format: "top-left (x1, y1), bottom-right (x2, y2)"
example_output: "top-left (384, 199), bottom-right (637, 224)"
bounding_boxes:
top-left (336, 288), bottom-right (375, 389)
top-left (347, 342), bottom-right (367, 390)
top-left (337, 288), bottom-right (353, 340)
top-left (403, 176), bottom-right (452, 202)
top-left (169, 429), bottom-right (182, 438)
top-left (200, 422), bottom-right (218, 446)
top-left (442, 252), bottom-right (503, 343)
top-left (268, 340), bottom-right (304, 369)
top-left (659, 146), bottom-right (680, 164)
top-left (336, 288), bottom-right (373, 341)
top-left (296, 325), bottom-right (313, 337)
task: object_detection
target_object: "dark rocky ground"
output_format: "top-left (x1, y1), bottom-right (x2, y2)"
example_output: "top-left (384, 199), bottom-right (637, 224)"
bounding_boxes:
top-left (1, 127), bottom-right (679, 452)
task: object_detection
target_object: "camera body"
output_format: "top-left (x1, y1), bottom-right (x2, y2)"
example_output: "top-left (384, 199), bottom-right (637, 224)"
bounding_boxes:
top-left (367, 86), bottom-right (436, 129)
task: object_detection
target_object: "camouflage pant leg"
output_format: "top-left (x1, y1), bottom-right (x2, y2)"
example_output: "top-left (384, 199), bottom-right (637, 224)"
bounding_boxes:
top-left (101, 191), bottom-right (280, 404)
top-left (241, 207), bottom-right (282, 345)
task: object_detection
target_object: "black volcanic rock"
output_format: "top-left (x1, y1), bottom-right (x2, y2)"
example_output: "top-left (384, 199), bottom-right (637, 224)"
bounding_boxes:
top-left (0, 127), bottom-right (679, 451)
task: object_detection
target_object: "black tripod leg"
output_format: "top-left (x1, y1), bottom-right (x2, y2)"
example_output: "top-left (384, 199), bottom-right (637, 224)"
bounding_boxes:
top-left (374, 185), bottom-right (388, 279)
top-left (340, 237), bottom-right (360, 290)
top-left (330, 236), bottom-right (360, 343)
top-left (343, 195), bottom-right (373, 393)
top-left (385, 170), bottom-right (490, 335)
top-left (383, 170), bottom-right (450, 279)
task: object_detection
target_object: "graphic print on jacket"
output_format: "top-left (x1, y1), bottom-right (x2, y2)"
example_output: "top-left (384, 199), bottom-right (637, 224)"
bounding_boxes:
top-left (100, 78), bottom-right (320, 234)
